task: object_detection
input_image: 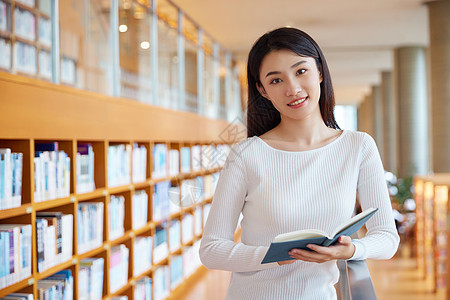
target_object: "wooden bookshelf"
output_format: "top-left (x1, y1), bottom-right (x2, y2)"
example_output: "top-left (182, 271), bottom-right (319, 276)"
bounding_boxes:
top-left (414, 174), bottom-right (450, 296)
top-left (0, 71), bottom-right (243, 299)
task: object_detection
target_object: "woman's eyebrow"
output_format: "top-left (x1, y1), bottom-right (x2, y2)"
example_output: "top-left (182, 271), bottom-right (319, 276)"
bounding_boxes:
top-left (265, 60), bottom-right (308, 78)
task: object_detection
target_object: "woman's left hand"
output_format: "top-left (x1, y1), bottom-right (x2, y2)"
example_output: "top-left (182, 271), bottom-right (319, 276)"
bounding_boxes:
top-left (288, 236), bottom-right (356, 263)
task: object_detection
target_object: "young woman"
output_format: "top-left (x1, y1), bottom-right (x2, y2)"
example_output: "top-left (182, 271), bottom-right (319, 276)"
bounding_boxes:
top-left (199, 27), bottom-right (399, 300)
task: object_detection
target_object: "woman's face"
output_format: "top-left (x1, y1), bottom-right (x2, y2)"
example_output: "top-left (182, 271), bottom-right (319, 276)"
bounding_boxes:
top-left (257, 49), bottom-right (322, 121)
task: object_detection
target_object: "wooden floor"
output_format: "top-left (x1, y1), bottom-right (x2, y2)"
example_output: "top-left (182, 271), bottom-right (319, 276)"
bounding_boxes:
top-left (178, 248), bottom-right (447, 300)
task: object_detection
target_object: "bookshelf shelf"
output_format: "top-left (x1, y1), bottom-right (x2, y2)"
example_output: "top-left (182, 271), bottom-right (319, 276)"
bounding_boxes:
top-left (0, 277), bottom-right (32, 298)
top-left (0, 204), bottom-right (31, 219)
top-left (0, 71), bottom-right (240, 299)
top-left (36, 259), bottom-right (75, 280)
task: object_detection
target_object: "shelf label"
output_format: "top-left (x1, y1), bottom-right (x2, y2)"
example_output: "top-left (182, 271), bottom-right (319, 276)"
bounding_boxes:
top-left (130, 279), bottom-right (136, 286)
top-left (103, 190), bottom-right (108, 196)
top-left (129, 184), bottom-right (134, 190)
top-left (70, 196), bottom-right (76, 203)
top-left (104, 244), bottom-right (110, 250)
top-left (26, 207), bottom-right (32, 214)
top-left (148, 179), bottom-right (154, 185)
top-left (129, 232), bottom-right (135, 238)
top-left (72, 258), bottom-right (78, 265)
top-left (28, 278), bottom-right (34, 285)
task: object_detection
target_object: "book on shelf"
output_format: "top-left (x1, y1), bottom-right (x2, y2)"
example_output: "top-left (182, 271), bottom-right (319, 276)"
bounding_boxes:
top-left (168, 149), bottom-right (179, 177)
top-left (38, 50), bottom-right (51, 79)
top-left (132, 143), bottom-right (147, 183)
top-left (60, 57), bottom-right (76, 85)
top-left (77, 202), bottom-right (104, 254)
top-left (35, 213), bottom-right (73, 272)
top-left (152, 144), bottom-right (168, 179)
top-left (79, 257), bottom-right (104, 300)
top-left (38, 270), bottom-right (73, 300)
top-left (261, 208), bottom-right (378, 264)
top-left (191, 145), bottom-right (201, 172)
top-left (182, 241), bottom-right (201, 279)
top-left (108, 195), bottom-right (125, 241)
top-left (34, 142), bottom-right (70, 202)
top-left (0, 148), bottom-right (23, 210)
top-left (0, 224), bottom-right (32, 289)
top-left (153, 225), bottom-right (168, 264)
top-left (38, 17), bottom-right (51, 47)
top-left (1, 293), bottom-right (33, 300)
top-left (108, 144), bottom-right (131, 188)
top-left (180, 147), bottom-right (191, 173)
top-left (169, 220), bottom-right (181, 253)
top-left (109, 244), bottom-right (129, 294)
top-left (170, 255), bottom-right (183, 289)
top-left (13, 42), bottom-right (37, 75)
top-left (111, 297), bottom-right (127, 300)
top-left (133, 236), bottom-right (152, 276)
top-left (76, 143), bottom-right (95, 194)
top-left (134, 277), bottom-right (152, 300)
top-left (153, 181), bottom-right (170, 222)
top-left (182, 214), bottom-right (194, 244)
top-left (194, 206), bottom-right (202, 236)
top-left (132, 190), bottom-right (148, 230)
top-left (168, 186), bottom-right (181, 214)
top-left (13, 7), bottom-right (36, 41)
top-left (203, 203), bottom-right (211, 228)
top-left (153, 265), bottom-right (169, 300)
top-left (0, 2), bottom-right (8, 32)
top-left (0, 38), bottom-right (11, 70)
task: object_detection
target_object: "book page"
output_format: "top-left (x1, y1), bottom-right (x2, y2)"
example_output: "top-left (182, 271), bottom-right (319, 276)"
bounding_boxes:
top-left (273, 229), bottom-right (328, 243)
top-left (331, 207), bottom-right (377, 237)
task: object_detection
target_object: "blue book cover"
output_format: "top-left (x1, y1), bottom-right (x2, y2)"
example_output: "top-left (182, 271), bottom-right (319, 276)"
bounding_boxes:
top-left (261, 208), bottom-right (378, 264)
top-left (35, 142), bottom-right (59, 154)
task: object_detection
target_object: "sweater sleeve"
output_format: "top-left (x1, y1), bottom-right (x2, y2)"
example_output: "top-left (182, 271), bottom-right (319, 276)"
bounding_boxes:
top-left (199, 142), bottom-right (279, 272)
top-left (350, 133), bottom-right (400, 260)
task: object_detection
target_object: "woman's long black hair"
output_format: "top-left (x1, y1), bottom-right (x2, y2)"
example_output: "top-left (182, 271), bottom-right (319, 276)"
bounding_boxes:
top-left (246, 27), bottom-right (340, 137)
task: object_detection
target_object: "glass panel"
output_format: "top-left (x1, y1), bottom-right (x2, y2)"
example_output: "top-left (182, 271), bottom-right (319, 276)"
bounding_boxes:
top-left (202, 34), bottom-right (215, 117)
top-left (157, 0), bottom-right (177, 29)
top-left (183, 15), bottom-right (197, 45)
top-left (59, 0), bottom-right (113, 94)
top-left (184, 39), bottom-right (198, 113)
top-left (158, 18), bottom-right (178, 109)
top-left (119, 0), bottom-right (152, 103)
top-left (0, 0), bottom-right (11, 71)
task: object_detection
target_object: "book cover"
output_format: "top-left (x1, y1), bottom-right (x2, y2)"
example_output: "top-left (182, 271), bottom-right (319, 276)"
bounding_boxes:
top-left (261, 208), bottom-right (378, 264)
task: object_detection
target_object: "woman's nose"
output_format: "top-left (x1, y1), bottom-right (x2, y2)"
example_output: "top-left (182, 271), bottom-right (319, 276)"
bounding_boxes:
top-left (285, 78), bottom-right (302, 97)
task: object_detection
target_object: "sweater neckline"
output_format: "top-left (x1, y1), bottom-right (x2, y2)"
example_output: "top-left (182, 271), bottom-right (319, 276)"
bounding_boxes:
top-left (254, 129), bottom-right (347, 154)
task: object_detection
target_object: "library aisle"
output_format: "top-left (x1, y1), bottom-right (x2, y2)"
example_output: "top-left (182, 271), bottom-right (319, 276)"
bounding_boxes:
top-left (179, 251), bottom-right (445, 300)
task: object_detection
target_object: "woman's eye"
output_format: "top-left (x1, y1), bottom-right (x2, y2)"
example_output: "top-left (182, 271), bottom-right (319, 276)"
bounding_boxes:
top-left (270, 78), bottom-right (282, 84)
top-left (296, 69), bottom-right (306, 75)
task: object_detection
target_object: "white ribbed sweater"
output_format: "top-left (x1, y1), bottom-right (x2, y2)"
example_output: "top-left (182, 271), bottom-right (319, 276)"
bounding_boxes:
top-left (199, 130), bottom-right (400, 300)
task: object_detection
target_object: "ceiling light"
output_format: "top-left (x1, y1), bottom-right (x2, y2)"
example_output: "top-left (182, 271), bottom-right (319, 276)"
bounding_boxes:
top-left (141, 41), bottom-right (150, 49)
top-left (119, 25), bottom-right (128, 32)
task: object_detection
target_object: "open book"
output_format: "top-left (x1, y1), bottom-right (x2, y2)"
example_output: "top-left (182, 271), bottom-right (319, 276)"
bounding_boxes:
top-left (261, 207), bottom-right (378, 264)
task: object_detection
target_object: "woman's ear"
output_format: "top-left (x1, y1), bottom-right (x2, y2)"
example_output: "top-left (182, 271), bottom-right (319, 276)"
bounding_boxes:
top-left (256, 83), bottom-right (270, 100)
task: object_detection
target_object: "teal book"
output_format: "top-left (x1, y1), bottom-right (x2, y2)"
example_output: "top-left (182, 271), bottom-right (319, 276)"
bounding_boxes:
top-left (261, 207), bottom-right (378, 264)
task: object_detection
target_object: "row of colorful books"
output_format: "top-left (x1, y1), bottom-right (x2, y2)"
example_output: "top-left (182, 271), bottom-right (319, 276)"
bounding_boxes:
top-left (0, 149), bottom-right (23, 210)
top-left (76, 144), bottom-right (95, 194)
top-left (34, 142), bottom-right (70, 203)
top-left (36, 213), bottom-right (73, 273)
top-left (153, 240), bottom-right (202, 300)
top-left (109, 195), bottom-right (125, 241)
top-left (153, 143), bottom-right (230, 180)
top-left (0, 224), bottom-right (32, 289)
top-left (0, 269), bottom-right (72, 300)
